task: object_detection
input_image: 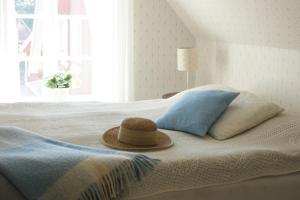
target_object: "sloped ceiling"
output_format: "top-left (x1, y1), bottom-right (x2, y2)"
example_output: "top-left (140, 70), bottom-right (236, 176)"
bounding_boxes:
top-left (167, 0), bottom-right (300, 50)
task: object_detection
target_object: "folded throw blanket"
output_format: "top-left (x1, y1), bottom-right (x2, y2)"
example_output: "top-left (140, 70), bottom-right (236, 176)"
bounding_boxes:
top-left (0, 127), bottom-right (159, 200)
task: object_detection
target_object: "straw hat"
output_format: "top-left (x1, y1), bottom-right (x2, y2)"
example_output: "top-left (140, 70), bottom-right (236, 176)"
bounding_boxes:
top-left (102, 117), bottom-right (173, 151)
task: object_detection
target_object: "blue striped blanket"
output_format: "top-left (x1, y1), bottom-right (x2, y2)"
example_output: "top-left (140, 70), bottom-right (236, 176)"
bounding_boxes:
top-left (0, 127), bottom-right (159, 200)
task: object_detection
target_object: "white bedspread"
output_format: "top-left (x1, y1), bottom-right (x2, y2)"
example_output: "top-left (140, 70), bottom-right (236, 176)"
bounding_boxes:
top-left (1, 98), bottom-right (300, 199)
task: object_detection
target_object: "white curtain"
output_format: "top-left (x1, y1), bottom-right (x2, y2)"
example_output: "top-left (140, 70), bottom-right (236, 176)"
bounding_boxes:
top-left (29, 0), bottom-right (59, 77)
top-left (0, 0), bottom-right (20, 101)
top-left (0, 0), bottom-right (133, 102)
top-left (85, 0), bottom-right (133, 102)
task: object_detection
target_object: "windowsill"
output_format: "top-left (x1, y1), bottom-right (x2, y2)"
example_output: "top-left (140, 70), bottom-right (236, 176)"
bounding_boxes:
top-left (2, 95), bottom-right (102, 103)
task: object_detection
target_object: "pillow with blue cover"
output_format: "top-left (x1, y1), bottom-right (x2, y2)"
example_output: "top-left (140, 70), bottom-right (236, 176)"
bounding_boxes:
top-left (156, 90), bottom-right (239, 137)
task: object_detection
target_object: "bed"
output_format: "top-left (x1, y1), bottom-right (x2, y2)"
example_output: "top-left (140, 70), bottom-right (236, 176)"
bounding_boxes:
top-left (1, 94), bottom-right (300, 199)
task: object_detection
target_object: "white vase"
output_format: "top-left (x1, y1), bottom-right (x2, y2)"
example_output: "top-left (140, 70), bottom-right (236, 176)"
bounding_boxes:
top-left (53, 88), bottom-right (69, 102)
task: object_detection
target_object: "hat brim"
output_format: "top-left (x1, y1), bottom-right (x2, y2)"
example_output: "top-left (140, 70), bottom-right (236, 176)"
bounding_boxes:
top-left (101, 127), bottom-right (173, 151)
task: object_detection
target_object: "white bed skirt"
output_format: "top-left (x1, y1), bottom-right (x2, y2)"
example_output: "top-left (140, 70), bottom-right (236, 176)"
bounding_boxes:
top-left (131, 172), bottom-right (300, 200)
top-left (1, 172), bottom-right (300, 200)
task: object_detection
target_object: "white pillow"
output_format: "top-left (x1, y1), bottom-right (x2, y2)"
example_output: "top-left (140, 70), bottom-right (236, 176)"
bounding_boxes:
top-left (209, 92), bottom-right (284, 140)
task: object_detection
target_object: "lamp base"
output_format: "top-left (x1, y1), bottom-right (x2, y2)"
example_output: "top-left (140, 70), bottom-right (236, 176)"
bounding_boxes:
top-left (186, 71), bottom-right (189, 89)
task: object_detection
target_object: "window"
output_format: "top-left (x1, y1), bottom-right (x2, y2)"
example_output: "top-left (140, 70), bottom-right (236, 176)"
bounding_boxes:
top-left (16, 0), bottom-right (92, 98)
top-left (1, 0), bottom-right (131, 102)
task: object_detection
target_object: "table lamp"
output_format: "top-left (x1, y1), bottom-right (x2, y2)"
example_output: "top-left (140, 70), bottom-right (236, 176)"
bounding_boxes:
top-left (177, 47), bottom-right (197, 89)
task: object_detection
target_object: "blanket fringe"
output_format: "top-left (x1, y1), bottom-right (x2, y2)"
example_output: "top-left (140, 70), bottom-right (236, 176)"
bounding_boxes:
top-left (79, 154), bottom-right (159, 200)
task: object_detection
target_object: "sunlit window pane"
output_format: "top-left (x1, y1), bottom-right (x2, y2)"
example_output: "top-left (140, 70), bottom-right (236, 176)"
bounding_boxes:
top-left (19, 60), bottom-right (43, 98)
top-left (15, 0), bottom-right (95, 99)
top-left (57, 19), bottom-right (91, 58)
top-left (58, 0), bottom-right (86, 15)
top-left (15, 0), bottom-right (36, 14)
top-left (16, 18), bottom-right (33, 56)
top-left (69, 60), bottom-right (92, 95)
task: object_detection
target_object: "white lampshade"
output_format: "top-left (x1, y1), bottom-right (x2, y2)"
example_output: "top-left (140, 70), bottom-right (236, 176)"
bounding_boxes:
top-left (177, 47), bottom-right (197, 71)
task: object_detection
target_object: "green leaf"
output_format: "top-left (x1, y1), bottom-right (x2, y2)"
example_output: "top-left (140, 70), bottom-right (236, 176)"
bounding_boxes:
top-left (64, 74), bottom-right (72, 81)
top-left (45, 72), bottom-right (73, 89)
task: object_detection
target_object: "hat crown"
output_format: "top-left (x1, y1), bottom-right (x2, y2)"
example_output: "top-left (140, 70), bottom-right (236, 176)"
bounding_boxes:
top-left (121, 117), bottom-right (157, 131)
top-left (118, 117), bottom-right (158, 146)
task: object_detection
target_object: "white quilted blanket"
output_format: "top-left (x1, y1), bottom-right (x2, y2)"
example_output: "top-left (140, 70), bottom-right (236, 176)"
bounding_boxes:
top-left (0, 98), bottom-right (300, 199)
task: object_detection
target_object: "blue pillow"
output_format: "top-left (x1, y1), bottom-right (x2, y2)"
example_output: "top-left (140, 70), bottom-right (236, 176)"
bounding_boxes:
top-left (156, 90), bottom-right (239, 136)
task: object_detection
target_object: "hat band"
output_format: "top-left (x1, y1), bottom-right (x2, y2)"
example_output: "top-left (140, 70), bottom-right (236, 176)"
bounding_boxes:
top-left (118, 127), bottom-right (158, 146)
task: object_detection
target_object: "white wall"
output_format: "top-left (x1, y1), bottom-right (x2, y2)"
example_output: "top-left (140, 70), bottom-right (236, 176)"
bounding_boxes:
top-left (192, 41), bottom-right (300, 113)
top-left (191, 41), bottom-right (300, 113)
top-left (213, 43), bottom-right (300, 113)
top-left (166, 0), bottom-right (300, 113)
top-left (132, 0), bottom-right (300, 113)
top-left (133, 0), bottom-right (195, 100)
top-left (167, 0), bottom-right (300, 50)
top-left (194, 39), bottom-right (216, 86)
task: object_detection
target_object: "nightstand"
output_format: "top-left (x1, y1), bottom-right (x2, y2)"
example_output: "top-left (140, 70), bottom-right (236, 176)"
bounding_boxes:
top-left (162, 92), bottom-right (179, 99)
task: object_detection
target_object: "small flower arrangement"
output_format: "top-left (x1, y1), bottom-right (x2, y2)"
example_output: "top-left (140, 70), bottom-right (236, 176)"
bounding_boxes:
top-left (45, 73), bottom-right (72, 89)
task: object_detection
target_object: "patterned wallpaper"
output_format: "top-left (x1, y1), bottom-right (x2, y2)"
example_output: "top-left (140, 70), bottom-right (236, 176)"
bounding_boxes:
top-left (209, 43), bottom-right (300, 113)
top-left (167, 0), bottom-right (300, 50)
top-left (165, 0), bottom-right (300, 113)
top-left (194, 39), bottom-right (217, 86)
top-left (133, 0), bottom-right (195, 100)
top-left (132, 0), bottom-right (300, 114)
